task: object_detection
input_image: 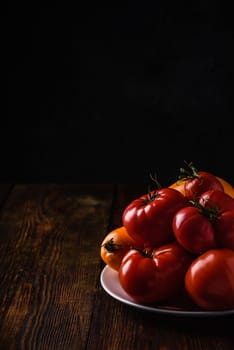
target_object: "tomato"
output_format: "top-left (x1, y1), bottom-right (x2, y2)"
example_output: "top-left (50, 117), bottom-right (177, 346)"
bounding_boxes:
top-left (199, 190), bottom-right (234, 250)
top-left (170, 175), bottom-right (234, 199)
top-left (176, 162), bottom-right (224, 200)
top-left (199, 189), bottom-right (234, 213)
top-left (169, 180), bottom-right (187, 196)
top-left (214, 210), bottom-right (234, 250)
top-left (172, 206), bottom-right (217, 255)
top-left (118, 241), bottom-right (194, 304)
top-left (122, 188), bottom-right (188, 248)
top-left (100, 226), bottom-right (141, 271)
top-left (173, 190), bottom-right (234, 253)
top-left (185, 248), bottom-right (234, 310)
top-left (215, 176), bottom-right (234, 199)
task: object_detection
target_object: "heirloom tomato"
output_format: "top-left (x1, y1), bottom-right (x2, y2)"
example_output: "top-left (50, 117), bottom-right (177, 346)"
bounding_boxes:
top-left (122, 188), bottom-right (188, 248)
top-left (100, 226), bottom-right (141, 271)
top-left (172, 206), bottom-right (217, 255)
top-left (170, 175), bottom-right (234, 199)
top-left (185, 248), bottom-right (234, 310)
top-left (198, 189), bottom-right (234, 213)
top-left (172, 161), bottom-right (224, 200)
top-left (215, 176), bottom-right (234, 199)
top-left (118, 241), bottom-right (194, 304)
top-left (214, 210), bottom-right (234, 250)
top-left (199, 190), bottom-right (234, 250)
top-left (173, 190), bottom-right (234, 253)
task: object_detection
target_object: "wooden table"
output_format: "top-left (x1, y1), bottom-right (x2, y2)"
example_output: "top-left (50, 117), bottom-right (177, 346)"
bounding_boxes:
top-left (0, 183), bottom-right (233, 350)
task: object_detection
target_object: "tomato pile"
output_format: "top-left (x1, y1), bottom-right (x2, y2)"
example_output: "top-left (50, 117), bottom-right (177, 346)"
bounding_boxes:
top-left (100, 162), bottom-right (234, 311)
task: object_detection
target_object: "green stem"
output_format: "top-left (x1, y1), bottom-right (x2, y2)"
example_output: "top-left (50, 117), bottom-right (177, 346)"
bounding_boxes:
top-left (189, 200), bottom-right (220, 224)
top-left (178, 160), bottom-right (201, 182)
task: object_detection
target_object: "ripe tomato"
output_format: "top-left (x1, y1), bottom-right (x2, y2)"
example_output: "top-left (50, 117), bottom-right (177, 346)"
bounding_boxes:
top-left (215, 176), bottom-right (234, 199)
top-left (169, 180), bottom-right (187, 196)
top-left (173, 190), bottom-right (234, 253)
top-left (199, 190), bottom-right (234, 250)
top-left (199, 189), bottom-right (234, 213)
top-left (172, 206), bottom-right (217, 255)
top-left (100, 226), bottom-right (141, 271)
top-left (185, 248), bottom-right (234, 310)
top-left (118, 241), bottom-right (194, 304)
top-left (122, 188), bottom-right (188, 248)
top-left (170, 175), bottom-right (234, 199)
top-left (176, 162), bottom-right (224, 200)
top-left (214, 210), bottom-right (234, 250)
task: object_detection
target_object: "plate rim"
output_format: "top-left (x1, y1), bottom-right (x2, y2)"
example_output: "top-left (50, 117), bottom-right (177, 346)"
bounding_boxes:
top-left (100, 265), bottom-right (234, 318)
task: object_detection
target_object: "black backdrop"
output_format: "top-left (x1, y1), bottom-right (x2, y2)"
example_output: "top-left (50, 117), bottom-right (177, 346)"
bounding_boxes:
top-left (6, 2), bottom-right (234, 185)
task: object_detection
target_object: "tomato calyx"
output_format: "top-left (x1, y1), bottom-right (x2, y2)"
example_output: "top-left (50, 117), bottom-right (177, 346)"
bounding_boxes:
top-left (142, 173), bottom-right (163, 205)
top-left (101, 238), bottom-right (129, 253)
top-left (178, 161), bottom-right (201, 182)
top-left (142, 190), bottom-right (160, 205)
top-left (132, 246), bottom-right (154, 258)
top-left (189, 199), bottom-right (220, 224)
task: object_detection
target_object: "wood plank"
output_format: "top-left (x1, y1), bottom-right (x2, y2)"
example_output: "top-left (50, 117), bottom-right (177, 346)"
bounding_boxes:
top-left (0, 184), bottom-right (114, 350)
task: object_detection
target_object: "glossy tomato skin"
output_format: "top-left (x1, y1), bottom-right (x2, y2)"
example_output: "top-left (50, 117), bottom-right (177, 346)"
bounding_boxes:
top-left (198, 189), bottom-right (234, 213)
top-left (215, 210), bottom-right (234, 250)
top-left (185, 248), bottom-right (234, 310)
top-left (118, 241), bottom-right (194, 304)
top-left (172, 206), bottom-right (217, 255)
top-left (100, 226), bottom-right (142, 271)
top-left (198, 190), bottom-right (234, 250)
top-left (122, 188), bottom-right (188, 248)
top-left (170, 175), bottom-right (234, 199)
top-left (216, 176), bottom-right (234, 199)
top-left (184, 171), bottom-right (224, 200)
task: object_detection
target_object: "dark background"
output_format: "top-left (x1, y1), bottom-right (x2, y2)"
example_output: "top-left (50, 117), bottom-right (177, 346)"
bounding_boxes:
top-left (6, 2), bottom-right (234, 185)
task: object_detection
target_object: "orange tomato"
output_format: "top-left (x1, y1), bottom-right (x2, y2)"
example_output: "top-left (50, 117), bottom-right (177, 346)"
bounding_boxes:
top-left (216, 176), bottom-right (234, 199)
top-left (169, 176), bottom-right (234, 199)
top-left (100, 226), bottom-right (140, 271)
top-left (169, 180), bottom-right (186, 196)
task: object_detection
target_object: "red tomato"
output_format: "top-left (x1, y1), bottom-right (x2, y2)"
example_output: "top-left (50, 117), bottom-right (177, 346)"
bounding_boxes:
top-left (170, 175), bottom-right (234, 199)
top-left (198, 190), bottom-right (234, 250)
top-left (177, 162), bottom-right (224, 200)
top-left (122, 188), bottom-right (188, 248)
top-left (185, 248), bottom-right (234, 310)
top-left (214, 210), bottom-right (234, 250)
top-left (118, 241), bottom-right (194, 304)
top-left (199, 189), bottom-right (234, 213)
top-left (172, 206), bottom-right (217, 255)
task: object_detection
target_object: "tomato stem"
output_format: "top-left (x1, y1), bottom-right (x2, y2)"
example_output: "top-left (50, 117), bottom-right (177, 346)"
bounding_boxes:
top-left (132, 246), bottom-right (153, 258)
top-left (148, 190), bottom-right (160, 203)
top-left (143, 173), bottom-right (163, 205)
top-left (189, 200), bottom-right (220, 223)
top-left (178, 160), bottom-right (201, 182)
top-left (149, 173), bottom-right (162, 189)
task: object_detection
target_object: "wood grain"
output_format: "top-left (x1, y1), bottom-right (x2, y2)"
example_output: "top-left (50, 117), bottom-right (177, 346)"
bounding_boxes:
top-left (0, 183), bottom-right (233, 350)
top-left (0, 184), bottom-right (114, 350)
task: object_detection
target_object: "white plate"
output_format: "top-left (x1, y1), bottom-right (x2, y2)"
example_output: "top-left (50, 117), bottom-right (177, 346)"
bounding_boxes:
top-left (100, 265), bottom-right (234, 317)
